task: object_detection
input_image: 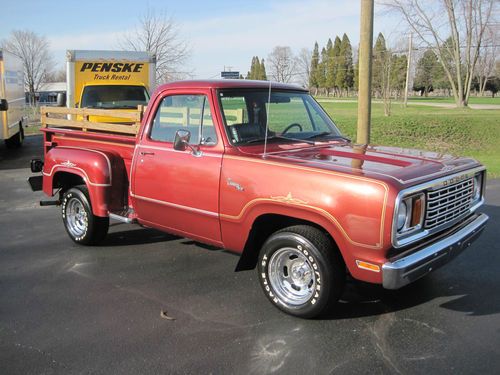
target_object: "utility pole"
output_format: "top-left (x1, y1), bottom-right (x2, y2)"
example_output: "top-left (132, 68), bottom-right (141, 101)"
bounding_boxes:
top-left (403, 33), bottom-right (412, 107)
top-left (356, 0), bottom-right (374, 145)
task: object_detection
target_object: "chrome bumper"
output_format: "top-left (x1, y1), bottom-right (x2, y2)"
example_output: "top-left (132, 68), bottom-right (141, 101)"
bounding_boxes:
top-left (382, 213), bottom-right (489, 289)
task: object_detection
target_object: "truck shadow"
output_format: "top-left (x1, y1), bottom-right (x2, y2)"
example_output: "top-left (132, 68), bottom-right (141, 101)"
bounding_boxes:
top-left (102, 226), bottom-right (181, 246)
top-left (325, 203), bottom-right (500, 319)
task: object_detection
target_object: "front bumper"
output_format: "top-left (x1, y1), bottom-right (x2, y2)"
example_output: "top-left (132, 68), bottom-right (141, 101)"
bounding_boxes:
top-left (382, 213), bottom-right (489, 289)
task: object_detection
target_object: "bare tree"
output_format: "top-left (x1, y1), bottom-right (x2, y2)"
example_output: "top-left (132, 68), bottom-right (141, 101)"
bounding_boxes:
top-left (296, 48), bottom-right (312, 87)
top-left (267, 46), bottom-right (297, 83)
top-left (120, 9), bottom-right (190, 83)
top-left (475, 25), bottom-right (498, 95)
top-left (45, 68), bottom-right (66, 83)
top-left (384, 0), bottom-right (498, 107)
top-left (1, 30), bottom-right (53, 105)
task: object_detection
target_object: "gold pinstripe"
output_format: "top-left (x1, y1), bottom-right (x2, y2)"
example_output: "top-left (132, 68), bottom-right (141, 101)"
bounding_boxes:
top-left (221, 155), bottom-right (390, 249)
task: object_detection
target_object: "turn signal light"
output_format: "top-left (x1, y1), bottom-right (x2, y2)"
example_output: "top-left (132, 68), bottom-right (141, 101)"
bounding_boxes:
top-left (356, 260), bottom-right (380, 272)
top-left (410, 195), bottom-right (423, 227)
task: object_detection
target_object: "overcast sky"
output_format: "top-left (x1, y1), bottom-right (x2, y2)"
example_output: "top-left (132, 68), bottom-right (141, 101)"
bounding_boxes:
top-left (0, 0), bottom-right (404, 79)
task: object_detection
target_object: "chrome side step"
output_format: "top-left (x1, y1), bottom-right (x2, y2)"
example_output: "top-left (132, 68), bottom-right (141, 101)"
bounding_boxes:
top-left (109, 211), bottom-right (137, 224)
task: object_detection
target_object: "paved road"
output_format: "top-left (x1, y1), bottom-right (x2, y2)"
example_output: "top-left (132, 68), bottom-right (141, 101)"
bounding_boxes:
top-left (1, 136), bottom-right (499, 374)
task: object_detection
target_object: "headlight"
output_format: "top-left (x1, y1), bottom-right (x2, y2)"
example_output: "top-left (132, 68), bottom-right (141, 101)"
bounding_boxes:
top-left (395, 194), bottom-right (425, 234)
top-left (473, 174), bottom-right (482, 201)
top-left (397, 201), bottom-right (408, 231)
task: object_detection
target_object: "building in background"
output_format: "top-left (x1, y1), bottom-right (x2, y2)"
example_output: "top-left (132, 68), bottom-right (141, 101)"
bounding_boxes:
top-left (28, 82), bottom-right (66, 105)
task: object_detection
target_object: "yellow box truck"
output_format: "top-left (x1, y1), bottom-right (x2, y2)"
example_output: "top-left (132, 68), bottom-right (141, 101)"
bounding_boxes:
top-left (0, 49), bottom-right (25, 148)
top-left (65, 50), bottom-right (156, 121)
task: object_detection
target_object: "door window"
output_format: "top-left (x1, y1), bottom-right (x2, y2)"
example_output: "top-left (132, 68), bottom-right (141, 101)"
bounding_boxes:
top-left (150, 94), bottom-right (217, 145)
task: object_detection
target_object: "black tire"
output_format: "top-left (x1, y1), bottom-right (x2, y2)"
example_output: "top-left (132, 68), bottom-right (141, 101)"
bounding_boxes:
top-left (4, 124), bottom-right (24, 149)
top-left (258, 225), bottom-right (345, 318)
top-left (61, 185), bottom-right (109, 245)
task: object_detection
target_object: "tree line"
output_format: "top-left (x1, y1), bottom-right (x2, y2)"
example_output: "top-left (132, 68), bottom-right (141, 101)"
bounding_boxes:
top-left (309, 34), bottom-right (355, 96)
top-left (243, 0), bottom-right (498, 109)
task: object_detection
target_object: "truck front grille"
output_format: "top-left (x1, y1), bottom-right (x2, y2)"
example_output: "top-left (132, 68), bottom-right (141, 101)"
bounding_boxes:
top-left (424, 178), bottom-right (474, 229)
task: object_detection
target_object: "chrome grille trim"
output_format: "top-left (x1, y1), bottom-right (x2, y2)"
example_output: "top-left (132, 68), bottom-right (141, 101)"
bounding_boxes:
top-left (391, 166), bottom-right (486, 248)
top-left (424, 178), bottom-right (473, 229)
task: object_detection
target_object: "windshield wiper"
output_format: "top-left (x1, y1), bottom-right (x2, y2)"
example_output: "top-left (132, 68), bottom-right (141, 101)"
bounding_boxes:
top-left (306, 132), bottom-right (351, 142)
top-left (240, 135), bottom-right (315, 145)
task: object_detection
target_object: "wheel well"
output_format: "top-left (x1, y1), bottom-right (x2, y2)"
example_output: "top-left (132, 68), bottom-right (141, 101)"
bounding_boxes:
top-left (235, 214), bottom-right (340, 272)
top-left (53, 172), bottom-right (85, 194)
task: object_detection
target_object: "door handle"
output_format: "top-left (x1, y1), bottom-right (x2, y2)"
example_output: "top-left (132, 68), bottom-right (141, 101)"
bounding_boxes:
top-left (140, 151), bottom-right (155, 156)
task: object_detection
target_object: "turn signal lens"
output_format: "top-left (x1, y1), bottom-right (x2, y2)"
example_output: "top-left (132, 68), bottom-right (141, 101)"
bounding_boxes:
top-left (356, 260), bottom-right (380, 272)
top-left (410, 195), bottom-right (423, 227)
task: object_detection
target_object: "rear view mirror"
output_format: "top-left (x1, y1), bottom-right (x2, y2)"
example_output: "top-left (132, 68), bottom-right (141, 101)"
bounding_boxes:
top-left (56, 92), bottom-right (66, 107)
top-left (0, 99), bottom-right (8, 111)
top-left (173, 129), bottom-right (202, 157)
top-left (173, 129), bottom-right (191, 151)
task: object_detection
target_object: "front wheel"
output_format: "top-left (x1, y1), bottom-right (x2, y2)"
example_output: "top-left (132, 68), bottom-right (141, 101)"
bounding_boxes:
top-left (62, 185), bottom-right (109, 245)
top-left (258, 225), bottom-right (345, 318)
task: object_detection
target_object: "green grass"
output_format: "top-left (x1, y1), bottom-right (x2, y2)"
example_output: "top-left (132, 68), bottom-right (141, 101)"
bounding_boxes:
top-left (318, 100), bottom-right (500, 177)
top-left (407, 96), bottom-right (500, 105)
top-left (315, 96), bottom-right (500, 105)
top-left (23, 106), bottom-right (42, 136)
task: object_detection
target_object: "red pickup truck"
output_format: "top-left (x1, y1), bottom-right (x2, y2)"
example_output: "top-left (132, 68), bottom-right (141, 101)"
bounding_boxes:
top-left (29, 80), bottom-right (488, 318)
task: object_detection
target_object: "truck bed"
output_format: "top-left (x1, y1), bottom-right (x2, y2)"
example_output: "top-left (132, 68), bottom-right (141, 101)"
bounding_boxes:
top-left (40, 106), bottom-right (144, 180)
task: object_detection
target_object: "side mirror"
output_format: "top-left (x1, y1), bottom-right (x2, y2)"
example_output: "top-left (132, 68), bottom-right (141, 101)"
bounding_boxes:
top-left (173, 129), bottom-right (202, 157)
top-left (0, 99), bottom-right (8, 111)
top-left (56, 92), bottom-right (66, 107)
top-left (173, 129), bottom-right (190, 151)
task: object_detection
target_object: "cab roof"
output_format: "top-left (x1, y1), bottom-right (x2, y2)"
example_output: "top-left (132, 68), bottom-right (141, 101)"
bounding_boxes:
top-left (156, 79), bottom-right (308, 92)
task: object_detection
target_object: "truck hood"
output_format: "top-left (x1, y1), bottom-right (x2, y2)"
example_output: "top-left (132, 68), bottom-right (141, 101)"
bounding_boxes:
top-left (252, 143), bottom-right (480, 187)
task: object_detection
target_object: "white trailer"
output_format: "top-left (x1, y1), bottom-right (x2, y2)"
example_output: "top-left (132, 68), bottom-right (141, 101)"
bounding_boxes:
top-left (0, 49), bottom-right (25, 148)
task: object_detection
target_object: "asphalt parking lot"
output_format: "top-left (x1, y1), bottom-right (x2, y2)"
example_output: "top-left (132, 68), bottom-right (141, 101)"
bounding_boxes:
top-left (1, 135), bottom-right (499, 374)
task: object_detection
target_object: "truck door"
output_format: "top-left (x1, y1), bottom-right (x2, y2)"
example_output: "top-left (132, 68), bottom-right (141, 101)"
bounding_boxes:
top-left (132, 90), bottom-right (223, 244)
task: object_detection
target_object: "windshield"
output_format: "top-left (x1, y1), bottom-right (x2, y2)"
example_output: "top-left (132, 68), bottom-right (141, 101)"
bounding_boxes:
top-left (80, 85), bottom-right (149, 109)
top-left (218, 89), bottom-right (342, 145)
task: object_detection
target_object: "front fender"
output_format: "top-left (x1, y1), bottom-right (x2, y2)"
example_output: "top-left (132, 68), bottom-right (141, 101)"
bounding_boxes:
top-left (43, 147), bottom-right (116, 217)
top-left (221, 201), bottom-right (351, 255)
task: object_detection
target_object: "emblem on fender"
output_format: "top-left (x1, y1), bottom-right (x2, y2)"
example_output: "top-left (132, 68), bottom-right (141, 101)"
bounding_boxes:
top-left (61, 160), bottom-right (77, 168)
top-left (227, 178), bottom-right (244, 191)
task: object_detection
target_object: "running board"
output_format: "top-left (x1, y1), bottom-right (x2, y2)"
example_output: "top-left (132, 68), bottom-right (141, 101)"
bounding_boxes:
top-left (109, 212), bottom-right (137, 224)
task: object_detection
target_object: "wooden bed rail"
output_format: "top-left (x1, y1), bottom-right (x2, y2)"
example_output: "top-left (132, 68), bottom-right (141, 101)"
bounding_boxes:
top-left (40, 105), bottom-right (146, 135)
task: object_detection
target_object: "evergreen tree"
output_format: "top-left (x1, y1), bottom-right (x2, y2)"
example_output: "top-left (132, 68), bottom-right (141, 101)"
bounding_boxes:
top-left (325, 38), bottom-right (335, 94)
top-left (309, 42), bottom-right (320, 90)
top-left (259, 58), bottom-right (267, 80)
top-left (246, 56), bottom-right (267, 80)
top-left (391, 54), bottom-right (407, 98)
top-left (332, 36), bottom-right (342, 94)
top-left (413, 49), bottom-right (438, 96)
top-left (316, 47), bottom-right (328, 92)
top-left (354, 59), bottom-right (359, 91)
top-left (434, 38), bottom-right (454, 92)
top-left (335, 33), bottom-right (354, 95)
top-left (372, 33), bottom-right (388, 96)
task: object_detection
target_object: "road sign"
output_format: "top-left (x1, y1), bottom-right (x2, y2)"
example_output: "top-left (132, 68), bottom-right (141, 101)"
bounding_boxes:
top-left (221, 71), bottom-right (240, 79)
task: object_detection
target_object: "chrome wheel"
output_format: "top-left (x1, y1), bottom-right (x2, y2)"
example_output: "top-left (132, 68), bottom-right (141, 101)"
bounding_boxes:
top-left (268, 247), bottom-right (316, 306)
top-left (65, 197), bottom-right (88, 238)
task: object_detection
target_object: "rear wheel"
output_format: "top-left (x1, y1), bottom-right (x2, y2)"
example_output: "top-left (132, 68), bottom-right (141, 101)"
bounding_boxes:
top-left (258, 225), bottom-right (345, 318)
top-left (4, 124), bottom-right (24, 149)
top-left (62, 185), bottom-right (109, 245)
